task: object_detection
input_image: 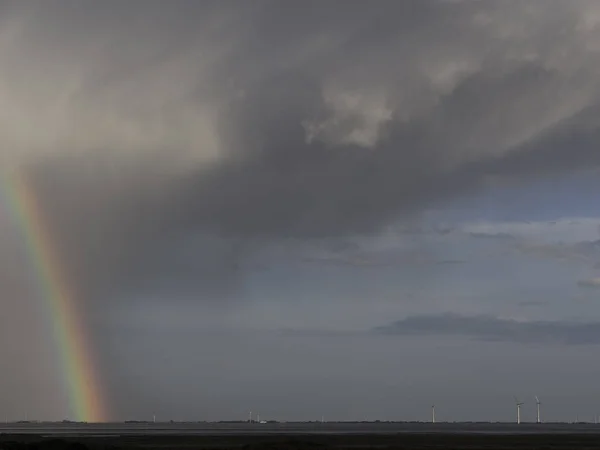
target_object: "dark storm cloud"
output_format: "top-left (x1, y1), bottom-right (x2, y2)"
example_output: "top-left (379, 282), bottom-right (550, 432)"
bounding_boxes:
top-left (2, 0), bottom-right (600, 303)
top-left (375, 313), bottom-right (600, 345)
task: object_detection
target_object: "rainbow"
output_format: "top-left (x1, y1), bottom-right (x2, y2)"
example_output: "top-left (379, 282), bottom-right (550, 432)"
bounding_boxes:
top-left (2, 169), bottom-right (107, 423)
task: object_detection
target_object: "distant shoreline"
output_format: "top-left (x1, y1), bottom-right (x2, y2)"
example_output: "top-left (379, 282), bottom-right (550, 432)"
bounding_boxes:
top-left (2, 421), bottom-right (600, 435)
top-left (4, 420), bottom-right (598, 425)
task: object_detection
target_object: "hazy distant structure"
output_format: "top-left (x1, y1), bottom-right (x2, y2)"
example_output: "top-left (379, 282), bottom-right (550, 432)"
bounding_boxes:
top-left (431, 405), bottom-right (436, 424)
top-left (535, 396), bottom-right (541, 424)
top-left (514, 397), bottom-right (524, 424)
top-left (248, 411), bottom-right (252, 423)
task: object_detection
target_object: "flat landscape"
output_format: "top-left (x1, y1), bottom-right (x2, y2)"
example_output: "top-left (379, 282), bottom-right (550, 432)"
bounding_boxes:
top-left (3, 423), bottom-right (600, 449)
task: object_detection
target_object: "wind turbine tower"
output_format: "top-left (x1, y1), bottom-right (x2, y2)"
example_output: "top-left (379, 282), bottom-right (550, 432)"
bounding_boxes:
top-left (431, 405), bottom-right (436, 424)
top-left (535, 396), bottom-right (541, 424)
top-left (515, 398), bottom-right (524, 425)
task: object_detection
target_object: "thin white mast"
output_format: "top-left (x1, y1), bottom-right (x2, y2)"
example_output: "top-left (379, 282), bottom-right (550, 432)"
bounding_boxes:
top-left (514, 397), bottom-right (524, 425)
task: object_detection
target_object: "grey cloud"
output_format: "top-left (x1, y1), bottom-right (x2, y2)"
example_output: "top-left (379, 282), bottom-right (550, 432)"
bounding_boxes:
top-left (515, 240), bottom-right (600, 265)
top-left (517, 300), bottom-right (548, 307)
top-left (299, 234), bottom-right (465, 268)
top-left (468, 232), bottom-right (516, 240)
top-left (301, 252), bottom-right (465, 268)
top-left (436, 259), bottom-right (466, 265)
top-left (572, 240), bottom-right (600, 259)
top-left (375, 313), bottom-right (600, 345)
top-left (319, 239), bottom-right (363, 254)
top-left (577, 278), bottom-right (600, 288)
top-left (1, 2), bottom-right (600, 310)
top-left (432, 225), bottom-right (455, 235)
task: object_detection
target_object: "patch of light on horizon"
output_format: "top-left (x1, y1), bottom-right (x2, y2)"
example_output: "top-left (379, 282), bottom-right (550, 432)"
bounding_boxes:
top-left (460, 217), bottom-right (600, 244)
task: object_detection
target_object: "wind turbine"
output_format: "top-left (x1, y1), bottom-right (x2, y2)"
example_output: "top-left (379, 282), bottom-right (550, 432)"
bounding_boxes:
top-left (514, 397), bottom-right (524, 424)
top-left (535, 396), bottom-right (541, 424)
top-left (431, 405), bottom-right (436, 424)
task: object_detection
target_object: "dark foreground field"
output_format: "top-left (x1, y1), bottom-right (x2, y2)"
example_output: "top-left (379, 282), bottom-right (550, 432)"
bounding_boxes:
top-left (3, 433), bottom-right (600, 450)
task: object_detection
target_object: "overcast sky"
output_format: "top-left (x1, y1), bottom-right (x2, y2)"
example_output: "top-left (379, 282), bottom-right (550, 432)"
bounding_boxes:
top-left (1, 0), bottom-right (600, 423)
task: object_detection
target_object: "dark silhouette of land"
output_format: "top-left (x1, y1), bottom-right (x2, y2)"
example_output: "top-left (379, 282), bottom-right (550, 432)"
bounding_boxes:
top-left (3, 421), bottom-right (600, 449)
top-left (3, 432), bottom-right (600, 450)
